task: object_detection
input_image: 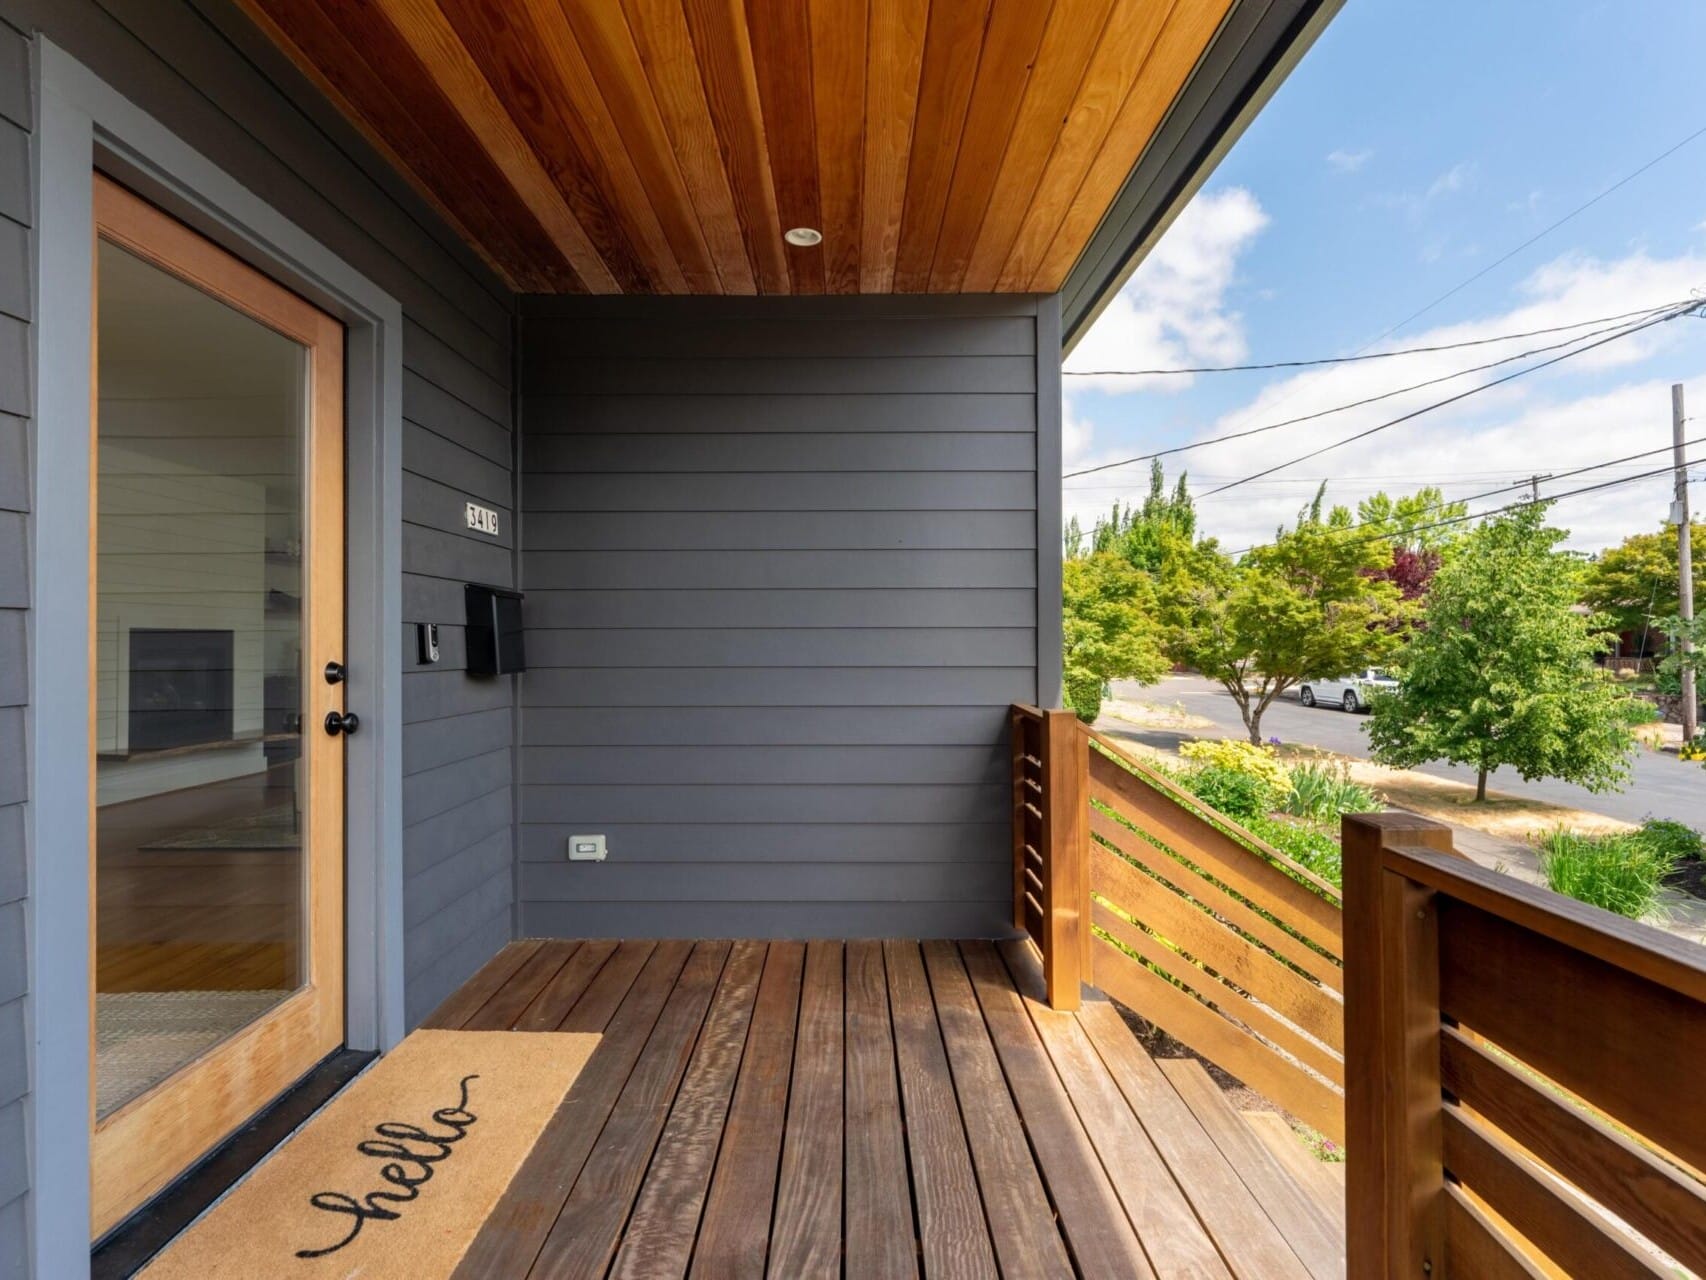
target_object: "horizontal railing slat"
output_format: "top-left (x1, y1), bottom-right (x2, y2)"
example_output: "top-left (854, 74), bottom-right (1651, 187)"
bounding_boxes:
top-left (1443, 1105), bottom-right (1664, 1280)
top-left (1087, 730), bottom-right (1343, 902)
top-left (1091, 844), bottom-right (1344, 1057)
top-left (1089, 760), bottom-right (1343, 956)
top-left (1440, 1026), bottom-right (1706, 1273)
top-left (1090, 922), bottom-right (1344, 1142)
top-left (1089, 810), bottom-right (1342, 992)
top-left (1444, 1184), bottom-right (1549, 1280)
top-left (1438, 897), bottom-right (1706, 1176)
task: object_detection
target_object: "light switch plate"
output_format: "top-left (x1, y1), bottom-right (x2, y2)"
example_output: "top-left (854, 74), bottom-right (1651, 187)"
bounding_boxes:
top-left (568, 834), bottom-right (606, 862)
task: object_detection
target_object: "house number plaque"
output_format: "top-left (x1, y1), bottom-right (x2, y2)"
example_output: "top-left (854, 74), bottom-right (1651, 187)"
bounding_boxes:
top-left (465, 502), bottom-right (500, 536)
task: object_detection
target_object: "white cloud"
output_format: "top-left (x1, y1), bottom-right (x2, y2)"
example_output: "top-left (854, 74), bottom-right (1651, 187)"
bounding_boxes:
top-left (1427, 162), bottom-right (1474, 200)
top-left (1062, 246), bottom-right (1706, 553)
top-left (1326, 148), bottom-right (1372, 173)
top-left (1063, 187), bottom-right (1268, 394)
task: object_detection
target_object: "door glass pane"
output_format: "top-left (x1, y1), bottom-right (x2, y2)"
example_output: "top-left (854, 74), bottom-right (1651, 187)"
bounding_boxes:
top-left (94, 238), bottom-right (309, 1120)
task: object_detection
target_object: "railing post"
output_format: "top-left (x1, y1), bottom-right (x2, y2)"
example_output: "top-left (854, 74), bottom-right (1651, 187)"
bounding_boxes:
top-left (1342, 812), bottom-right (1456, 1279)
top-left (1040, 709), bottom-right (1087, 1011)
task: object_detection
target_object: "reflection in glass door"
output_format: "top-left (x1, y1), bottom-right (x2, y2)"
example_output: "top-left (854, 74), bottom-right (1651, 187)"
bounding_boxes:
top-left (90, 175), bottom-right (346, 1236)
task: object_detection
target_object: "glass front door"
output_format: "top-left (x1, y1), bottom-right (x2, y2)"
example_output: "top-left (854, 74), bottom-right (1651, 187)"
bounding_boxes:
top-left (89, 174), bottom-right (347, 1237)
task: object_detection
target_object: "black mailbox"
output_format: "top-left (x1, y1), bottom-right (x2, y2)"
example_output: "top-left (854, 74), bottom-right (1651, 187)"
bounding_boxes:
top-left (465, 583), bottom-right (525, 676)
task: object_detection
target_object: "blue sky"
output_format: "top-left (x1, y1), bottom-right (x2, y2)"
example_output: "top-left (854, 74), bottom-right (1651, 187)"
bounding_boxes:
top-left (1063, 0), bottom-right (1706, 551)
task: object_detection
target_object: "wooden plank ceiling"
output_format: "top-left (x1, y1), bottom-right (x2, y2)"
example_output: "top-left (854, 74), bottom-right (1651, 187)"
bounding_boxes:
top-left (240, 0), bottom-right (1233, 295)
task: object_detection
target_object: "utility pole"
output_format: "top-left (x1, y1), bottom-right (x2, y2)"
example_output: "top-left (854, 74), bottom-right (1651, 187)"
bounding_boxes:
top-left (1527, 473), bottom-right (1550, 502)
top-left (1674, 383), bottom-right (1697, 743)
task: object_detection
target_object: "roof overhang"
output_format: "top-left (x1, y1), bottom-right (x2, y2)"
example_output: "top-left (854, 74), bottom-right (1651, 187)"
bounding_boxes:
top-left (236, 0), bottom-right (1338, 324)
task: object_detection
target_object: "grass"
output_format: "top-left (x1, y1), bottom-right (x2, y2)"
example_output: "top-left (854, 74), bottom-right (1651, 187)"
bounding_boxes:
top-left (1536, 828), bottom-right (1681, 920)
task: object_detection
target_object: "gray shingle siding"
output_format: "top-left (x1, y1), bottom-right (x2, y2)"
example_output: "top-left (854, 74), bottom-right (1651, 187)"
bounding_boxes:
top-left (514, 295), bottom-right (1052, 940)
top-left (0, 16), bottom-right (30, 1272)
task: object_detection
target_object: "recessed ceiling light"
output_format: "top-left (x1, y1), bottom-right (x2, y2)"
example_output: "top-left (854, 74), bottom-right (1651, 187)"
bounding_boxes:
top-left (784, 227), bottom-right (823, 247)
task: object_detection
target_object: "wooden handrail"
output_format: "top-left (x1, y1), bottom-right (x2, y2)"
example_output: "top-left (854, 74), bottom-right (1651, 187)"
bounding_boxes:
top-left (1343, 811), bottom-right (1706, 1278)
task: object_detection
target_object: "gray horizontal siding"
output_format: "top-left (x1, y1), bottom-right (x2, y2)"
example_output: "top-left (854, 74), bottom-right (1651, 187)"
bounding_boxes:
top-left (0, 15), bottom-right (27, 1270)
top-left (0, 0), bottom-right (523, 1099)
top-left (517, 297), bottom-right (1046, 939)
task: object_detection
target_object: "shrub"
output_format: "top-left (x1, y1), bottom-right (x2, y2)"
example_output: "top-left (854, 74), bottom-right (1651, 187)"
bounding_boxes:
top-left (1281, 761), bottom-right (1377, 822)
top-left (1616, 698), bottom-right (1661, 726)
top-left (1536, 828), bottom-right (1679, 920)
top-left (1177, 738), bottom-right (1293, 796)
top-left (1064, 671), bottom-right (1105, 723)
top-left (1243, 814), bottom-right (1343, 887)
top-left (1637, 817), bottom-right (1703, 863)
top-left (1178, 764), bottom-right (1281, 822)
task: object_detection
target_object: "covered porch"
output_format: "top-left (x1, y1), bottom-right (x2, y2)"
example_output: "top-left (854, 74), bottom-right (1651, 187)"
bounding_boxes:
top-left (424, 935), bottom-right (1343, 1279)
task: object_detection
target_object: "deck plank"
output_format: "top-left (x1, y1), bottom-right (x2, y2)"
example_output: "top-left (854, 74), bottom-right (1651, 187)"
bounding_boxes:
top-left (464, 940), bottom-right (580, 1030)
top-left (420, 939), bottom-right (540, 1028)
top-left (1007, 943), bottom-right (1233, 1278)
top-left (1160, 1058), bottom-right (1347, 1280)
top-left (610, 941), bottom-right (768, 1280)
top-left (452, 940), bottom-right (692, 1279)
top-left (516, 938), bottom-right (618, 1030)
top-left (961, 940), bottom-right (1156, 1279)
top-left (768, 941), bottom-right (846, 1279)
top-left (1079, 998), bottom-right (1313, 1279)
top-left (1242, 1111), bottom-right (1347, 1235)
top-left (844, 939), bottom-right (920, 1279)
top-left (531, 942), bottom-right (731, 1279)
top-left (886, 940), bottom-right (1000, 1280)
top-left (561, 939), bottom-right (657, 1033)
top-left (690, 941), bottom-right (806, 1277)
top-left (922, 940), bottom-right (1072, 1279)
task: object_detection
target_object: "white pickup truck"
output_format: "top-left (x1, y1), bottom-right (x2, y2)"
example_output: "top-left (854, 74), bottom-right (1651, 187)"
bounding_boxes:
top-left (1298, 668), bottom-right (1397, 713)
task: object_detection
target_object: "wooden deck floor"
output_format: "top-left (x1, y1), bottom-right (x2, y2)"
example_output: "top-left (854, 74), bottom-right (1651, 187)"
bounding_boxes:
top-left (425, 938), bottom-right (1346, 1279)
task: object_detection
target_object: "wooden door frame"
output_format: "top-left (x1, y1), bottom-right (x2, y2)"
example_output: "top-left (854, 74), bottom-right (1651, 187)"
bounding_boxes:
top-left (87, 174), bottom-right (347, 1235)
top-left (29, 41), bottom-right (407, 1272)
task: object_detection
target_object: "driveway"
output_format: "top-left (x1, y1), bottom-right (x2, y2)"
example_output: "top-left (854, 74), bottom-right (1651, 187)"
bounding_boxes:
top-left (1107, 674), bottom-right (1706, 831)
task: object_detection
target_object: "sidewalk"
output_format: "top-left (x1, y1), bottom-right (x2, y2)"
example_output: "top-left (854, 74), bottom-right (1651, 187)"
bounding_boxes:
top-left (1447, 825), bottom-right (1706, 947)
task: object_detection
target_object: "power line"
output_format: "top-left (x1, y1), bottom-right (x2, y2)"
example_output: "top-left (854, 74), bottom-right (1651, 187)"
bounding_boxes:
top-left (1219, 447), bottom-right (1702, 559)
top-left (1200, 302), bottom-right (1699, 499)
top-left (1061, 302), bottom-right (1686, 480)
top-left (1062, 301), bottom-right (1689, 377)
top-left (1362, 123), bottom-right (1706, 346)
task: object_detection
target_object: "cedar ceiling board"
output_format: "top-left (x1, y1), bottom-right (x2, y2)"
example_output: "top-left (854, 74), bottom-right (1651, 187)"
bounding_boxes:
top-left (962, 0), bottom-right (1120, 292)
top-left (997, 0), bottom-right (1178, 291)
top-left (549, 0), bottom-right (724, 292)
top-left (744, 0), bottom-right (826, 294)
top-left (859, 0), bottom-right (929, 292)
top-left (435, 0), bottom-right (661, 294)
top-left (238, 0), bottom-right (567, 293)
top-left (926, 1), bottom-right (1054, 292)
top-left (620, 0), bottom-right (759, 294)
top-left (892, 0), bottom-right (994, 292)
top-left (810, 0), bottom-right (870, 295)
top-left (1033, 0), bottom-right (1234, 291)
top-left (369, 0), bottom-right (619, 293)
top-left (681, 0), bottom-right (792, 294)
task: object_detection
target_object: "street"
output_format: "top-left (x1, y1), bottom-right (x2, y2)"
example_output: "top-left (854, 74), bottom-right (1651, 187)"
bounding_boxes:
top-left (1108, 675), bottom-right (1706, 830)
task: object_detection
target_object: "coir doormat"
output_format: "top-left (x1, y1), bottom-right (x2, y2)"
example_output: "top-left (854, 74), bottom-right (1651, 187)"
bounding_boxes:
top-left (140, 1028), bottom-right (599, 1279)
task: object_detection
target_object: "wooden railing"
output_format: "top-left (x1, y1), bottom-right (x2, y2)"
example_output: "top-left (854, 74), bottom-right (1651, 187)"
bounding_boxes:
top-left (1008, 705), bottom-right (1347, 1139)
top-left (1344, 812), bottom-right (1706, 1279)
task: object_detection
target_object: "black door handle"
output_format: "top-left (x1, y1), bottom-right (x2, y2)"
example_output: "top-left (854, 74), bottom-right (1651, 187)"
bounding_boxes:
top-left (324, 711), bottom-right (360, 736)
top-left (324, 661), bottom-right (347, 685)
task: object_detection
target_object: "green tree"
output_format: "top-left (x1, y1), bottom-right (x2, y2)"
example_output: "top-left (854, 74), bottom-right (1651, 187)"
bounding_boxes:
top-left (1368, 502), bottom-right (1637, 801)
top-left (1355, 486), bottom-right (1470, 553)
top-left (1062, 552), bottom-right (1169, 722)
top-left (1084, 461), bottom-right (1199, 571)
top-left (1160, 521), bottom-right (1403, 744)
top-left (1578, 525), bottom-right (1705, 636)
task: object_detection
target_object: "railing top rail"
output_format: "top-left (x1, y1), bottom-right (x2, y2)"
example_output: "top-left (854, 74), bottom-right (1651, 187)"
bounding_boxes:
top-left (1085, 727), bottom-right (1343, 904)
top-left (1381, 842), bottom-right (1706, 1003)
top-left (1010, 702), bottom-right (1046, 721)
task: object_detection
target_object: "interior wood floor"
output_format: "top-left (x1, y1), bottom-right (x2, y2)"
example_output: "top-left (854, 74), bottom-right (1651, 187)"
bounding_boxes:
top-left (427, 937), bottom-right (1346, 1280)
top-left (97, 765), bottom-right (300, 991)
